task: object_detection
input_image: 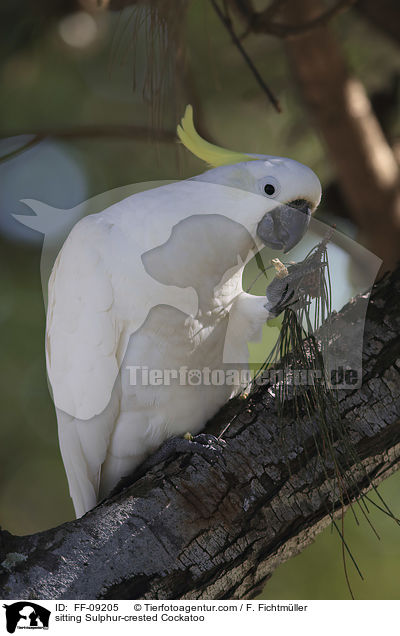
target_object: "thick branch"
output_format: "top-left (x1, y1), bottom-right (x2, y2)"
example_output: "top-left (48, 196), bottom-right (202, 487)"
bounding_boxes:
top-left (248, 0), bottom-right (358, 38)
top-left (1, 265), bottom-right (400, 600)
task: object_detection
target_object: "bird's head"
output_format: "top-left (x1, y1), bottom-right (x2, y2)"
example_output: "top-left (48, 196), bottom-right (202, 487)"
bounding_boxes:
top-left (178, 105), bottom-right (321, 253)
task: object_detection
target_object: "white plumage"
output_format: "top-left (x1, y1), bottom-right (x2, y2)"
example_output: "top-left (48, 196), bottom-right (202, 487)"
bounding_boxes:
top-left (46, 112), bottom-right (321, 517)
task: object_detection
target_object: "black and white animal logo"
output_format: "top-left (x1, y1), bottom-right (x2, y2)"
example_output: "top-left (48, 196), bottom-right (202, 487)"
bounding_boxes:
top-left (3, 602), bottom-right (50, 633)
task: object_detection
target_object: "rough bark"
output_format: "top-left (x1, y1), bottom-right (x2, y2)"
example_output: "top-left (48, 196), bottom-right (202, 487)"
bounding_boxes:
top-left (1, 262), bottom-right (400, 600)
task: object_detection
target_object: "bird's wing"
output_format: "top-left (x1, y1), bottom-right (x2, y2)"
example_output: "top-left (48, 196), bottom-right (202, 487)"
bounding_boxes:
top-left (46, 216), bottom-right (122, 421)
top-left (46, 216), bottom-right (124, 516)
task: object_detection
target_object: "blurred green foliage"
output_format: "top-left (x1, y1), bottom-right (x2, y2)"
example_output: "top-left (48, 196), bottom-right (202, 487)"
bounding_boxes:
top-left (0, 0), bottom-right (399, 598)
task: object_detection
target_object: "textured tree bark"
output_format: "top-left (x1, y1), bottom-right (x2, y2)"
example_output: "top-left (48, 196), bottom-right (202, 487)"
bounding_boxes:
top-left (1, 263), bottom-right (400, 600)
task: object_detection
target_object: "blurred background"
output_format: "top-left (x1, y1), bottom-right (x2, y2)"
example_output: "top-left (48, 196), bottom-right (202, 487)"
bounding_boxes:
top-left (0, 0), bottom-right (399, 599)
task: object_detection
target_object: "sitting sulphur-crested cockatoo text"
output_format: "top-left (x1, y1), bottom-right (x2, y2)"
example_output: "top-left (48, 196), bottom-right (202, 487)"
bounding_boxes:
top-left (46, 106), bottom-right (321, 517)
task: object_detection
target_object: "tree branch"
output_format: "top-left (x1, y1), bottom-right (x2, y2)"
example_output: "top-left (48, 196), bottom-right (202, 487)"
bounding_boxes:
top-left (230, 0), bottom-right (358, 38)
top-left (0, 125), bottom-right (176, 144)
top-left (210, 0), bottom-right (282, 112)
top-left (0, 126), bottom-right (176, 163)
top-left (1, 262), bottom-right (400, 599)
top-left (280, 0), bottom-right (400, 271)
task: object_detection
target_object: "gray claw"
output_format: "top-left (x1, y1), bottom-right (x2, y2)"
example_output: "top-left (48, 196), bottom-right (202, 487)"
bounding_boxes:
top-left (184, 434), bottom-right (227, 465)
top-left (110, 433), bottom-right (227, 496)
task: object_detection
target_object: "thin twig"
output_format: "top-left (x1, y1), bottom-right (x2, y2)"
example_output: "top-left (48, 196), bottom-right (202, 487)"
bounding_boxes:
top-left (210, 0), bottom-right (282, 112)
top-left (0, 135), bottom-right (45, 163)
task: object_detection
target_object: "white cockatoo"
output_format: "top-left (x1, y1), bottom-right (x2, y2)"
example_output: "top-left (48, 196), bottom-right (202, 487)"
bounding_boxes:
top-left (46, 106), bottom-right (322, 517)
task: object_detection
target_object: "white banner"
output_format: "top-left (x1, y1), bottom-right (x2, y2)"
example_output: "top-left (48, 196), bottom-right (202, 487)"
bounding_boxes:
top-left (1, 599), bottom-right (398, 635)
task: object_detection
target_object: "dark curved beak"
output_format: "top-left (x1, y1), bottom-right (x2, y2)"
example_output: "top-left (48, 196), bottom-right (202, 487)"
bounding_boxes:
top-left (256, 200), bottom-right (311, 253)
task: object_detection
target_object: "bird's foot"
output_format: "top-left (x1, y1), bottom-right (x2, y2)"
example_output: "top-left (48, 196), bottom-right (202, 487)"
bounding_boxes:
top-left (181, 432), bottom-right (226, 460)
top-left (111, 433), bottom-right (226, 496)
top-left (149, 433), bottom-right (226, 468)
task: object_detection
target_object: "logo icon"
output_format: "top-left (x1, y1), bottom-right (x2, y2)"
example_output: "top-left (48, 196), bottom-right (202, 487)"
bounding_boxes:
top-left (3, 602), bottom-right (50, 633)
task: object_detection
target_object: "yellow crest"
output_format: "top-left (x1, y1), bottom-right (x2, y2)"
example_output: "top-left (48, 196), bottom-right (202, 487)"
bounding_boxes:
top-left (177, 105), bottom-right (254, 168)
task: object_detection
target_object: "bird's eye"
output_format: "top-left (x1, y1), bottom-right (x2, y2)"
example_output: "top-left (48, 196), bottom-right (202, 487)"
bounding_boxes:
top-left (259, 176), bottom-right (280, 198)
top-left (264, 183), bottom-right (276, 196)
